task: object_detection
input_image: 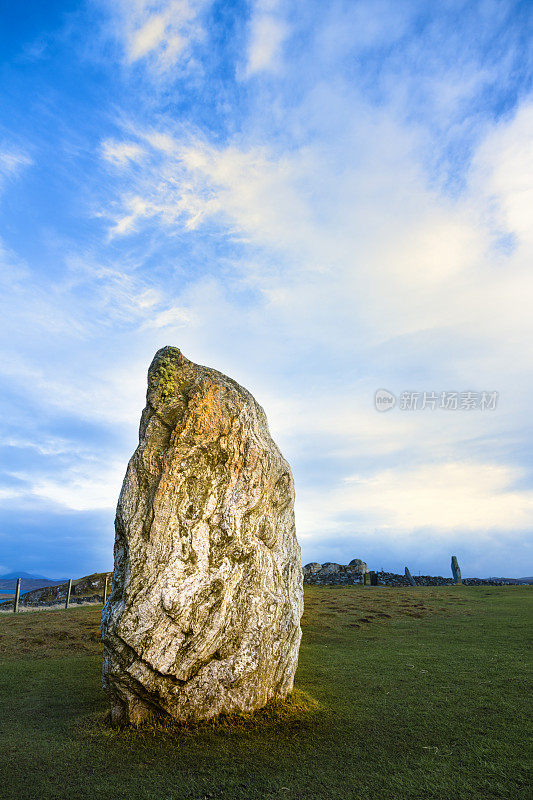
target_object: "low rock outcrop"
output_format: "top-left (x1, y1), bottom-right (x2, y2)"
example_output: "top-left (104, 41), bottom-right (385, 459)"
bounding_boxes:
top-left (101, 346), bottom-right (303, 725)
top-left (303, 559), bottom-right (369, 584)
top-left (303, 563), bottom-right (322, 575)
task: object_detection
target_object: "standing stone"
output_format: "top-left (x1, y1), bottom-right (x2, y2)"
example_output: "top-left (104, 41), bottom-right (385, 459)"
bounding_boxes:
top-left (405, 567), bottom-right (417, 586)
top-left (101, 346), bottom-right (303, 725)
top-left (451, 556), bottom-right (462, 584)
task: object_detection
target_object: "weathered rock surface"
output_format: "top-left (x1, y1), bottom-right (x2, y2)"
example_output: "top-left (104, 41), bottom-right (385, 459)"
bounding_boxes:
top-left (320, 562), bottom-right (343, 574)
top-left (302, 559), bottom-right (369, 585)
top-left (101, 346), bottom-right (303, 725)
top-left (347, 559), bottom-right (369, 574)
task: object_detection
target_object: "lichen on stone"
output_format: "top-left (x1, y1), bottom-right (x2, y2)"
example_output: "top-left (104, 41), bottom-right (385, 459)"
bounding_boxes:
top-left (149, 348), bottom-right (181, 400)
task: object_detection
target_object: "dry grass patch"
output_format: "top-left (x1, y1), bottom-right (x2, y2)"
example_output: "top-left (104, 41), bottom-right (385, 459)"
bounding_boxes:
top-left (0, 605), bottom-right (102, 658)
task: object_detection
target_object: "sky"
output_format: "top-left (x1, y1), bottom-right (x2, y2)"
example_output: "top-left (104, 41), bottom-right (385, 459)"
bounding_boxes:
top-left (0, 0), bottom-right (532, 579)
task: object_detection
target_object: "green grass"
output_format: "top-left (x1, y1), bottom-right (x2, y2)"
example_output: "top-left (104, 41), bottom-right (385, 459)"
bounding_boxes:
top-left (1, 586), bottom-right (531, 800)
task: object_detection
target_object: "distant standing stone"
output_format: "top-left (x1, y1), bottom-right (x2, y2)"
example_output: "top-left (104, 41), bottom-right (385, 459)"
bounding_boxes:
top-left (405, 567), bottom-right (416, 586)
top-left (101, 346), bottom-right (303, 725)
top-left (451, 555), bottom-right (462, 584)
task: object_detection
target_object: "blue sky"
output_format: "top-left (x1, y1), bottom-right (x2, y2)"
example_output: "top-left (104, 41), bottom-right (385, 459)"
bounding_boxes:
top-left (0, 0), bottom-right (532, 578)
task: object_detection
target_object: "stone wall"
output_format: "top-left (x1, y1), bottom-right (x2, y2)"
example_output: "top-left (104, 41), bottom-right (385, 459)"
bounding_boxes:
top-left (303, 564), bottom-right (516, 587)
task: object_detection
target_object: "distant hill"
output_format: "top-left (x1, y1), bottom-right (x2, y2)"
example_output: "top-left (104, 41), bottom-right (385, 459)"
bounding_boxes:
top-left (0, 571), bottom-right (49, 580)
top-left (0, 573), bottom-right (67, 593)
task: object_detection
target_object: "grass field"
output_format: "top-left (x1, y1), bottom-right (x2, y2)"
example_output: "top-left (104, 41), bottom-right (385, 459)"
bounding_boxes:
top-left (1, 586), bottom-right (531, 800)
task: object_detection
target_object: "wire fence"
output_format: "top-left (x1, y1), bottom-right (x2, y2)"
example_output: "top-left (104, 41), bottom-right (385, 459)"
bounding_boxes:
top-left (4, 574), bottom-right (111, 613)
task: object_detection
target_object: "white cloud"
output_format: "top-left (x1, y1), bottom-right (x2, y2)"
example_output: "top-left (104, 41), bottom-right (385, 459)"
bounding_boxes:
top-left (130, 12), bottom-right (169, 60)
top-left (143, 305), bottom-right (192, 329)
top-left (102, 139), bottom-right (146, 166)
top-left (1, 436), bottom-right (88, 457)
top-left (0, 488), bottom-right (24, 503)
top-left (31, 465), bottom-right (125, 511)
top-left (2, 463), bottom-right (125, 512)
top-left (99, 103), bottom-right (533, 366)
top-left (246, 11), bottom-right (288, 76)
top-left (470, 103), bottom-right (533, 245)
top-left (105, 0), bottom-right (210, 73)
top-left (297, 460), bottom-right (533, 537)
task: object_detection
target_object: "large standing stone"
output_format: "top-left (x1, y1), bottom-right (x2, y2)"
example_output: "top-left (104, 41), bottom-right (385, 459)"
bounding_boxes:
top-left (101, 346), bottom-right (303, 725)
top-left (451, 555), bottom-right (462, 584)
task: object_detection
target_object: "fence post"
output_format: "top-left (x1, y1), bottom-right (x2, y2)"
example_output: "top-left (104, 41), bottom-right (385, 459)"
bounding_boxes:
top-left (13, 578), bottom-right (21, 613)
top-left (103, 574), bottom-right (109, 604)
top-left (65, 579), bottom-right (72, 609)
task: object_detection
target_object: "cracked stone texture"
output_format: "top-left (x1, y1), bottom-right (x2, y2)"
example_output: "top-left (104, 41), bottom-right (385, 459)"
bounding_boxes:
top-left (101, 346), bottom-right (303, 725)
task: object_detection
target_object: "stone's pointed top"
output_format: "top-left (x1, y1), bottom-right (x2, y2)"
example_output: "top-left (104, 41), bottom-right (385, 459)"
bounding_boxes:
top-left (144, 346), bottom-right (272, 444)
top-left (149, 345), bottom-right (185, 372)
top-left (146, 346), bottom-right (191, 407)
top-left (153, 344), bottom-right (182, 360)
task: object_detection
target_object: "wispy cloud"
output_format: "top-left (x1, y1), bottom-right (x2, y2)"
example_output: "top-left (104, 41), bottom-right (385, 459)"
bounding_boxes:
top-left (101, 139), bottom-right (147, 166)
top-left (0, 146), bottom-right (32, 191)
top-left (245, 0), bottom-right (288, 76)
top-left (5, 462), bottom-right (125, 512)
top-left (101, 0), bottom-right (212, 74)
